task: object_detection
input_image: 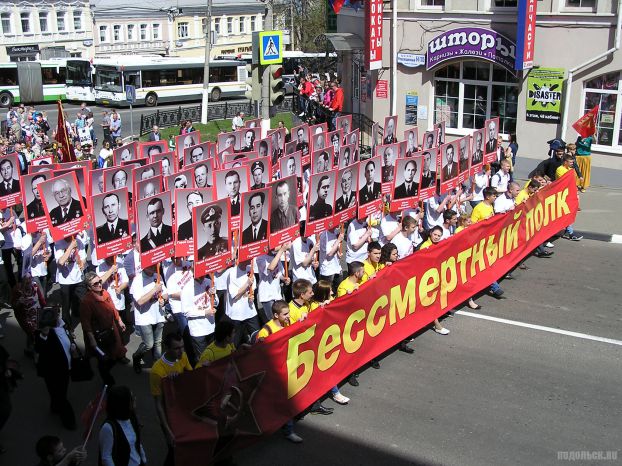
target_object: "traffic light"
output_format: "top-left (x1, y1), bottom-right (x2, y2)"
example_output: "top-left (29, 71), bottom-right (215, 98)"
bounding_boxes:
top-left (269, 65), bottom-right (285, 106)
top-left (245, 63), bottom-right (260, 102)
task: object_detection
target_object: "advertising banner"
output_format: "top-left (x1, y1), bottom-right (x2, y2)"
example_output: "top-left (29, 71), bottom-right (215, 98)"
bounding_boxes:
top-left (526, 68), bottom-right (564, 123)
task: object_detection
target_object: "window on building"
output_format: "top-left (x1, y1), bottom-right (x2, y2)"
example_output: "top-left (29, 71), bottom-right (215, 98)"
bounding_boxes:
top-left (214, 18), bottom-right (220, 34)
top-left (113, 25), bottom-right (121, 41)
top-left (1, 13), bottom-right (12, 34)
top-left (140, 24), bottom-right (148, 40)
top-left (152, 23), bottom-right (160, 39)
top-left (433, 61), bottom-right (519, 134)
top-left (566, 0), bottom-right (596, 8)
top-left (39, 12), bottom-right (48, 32)
top-left (99, 25), bottom-right (108, 42)
top-left (583, 72), bottom-right (622, 147)
top-left (73, 10), bottom-right (82, 30)
top-left (127, 24), bottom-right (135, 41)
top-left (178, 22), bottom-right (189, 38)
top-left (421, 0), bottom-right (445, 6)
top-left (239, 16), bottom-right (245, 33)
top-left (57, 11), bottom-right (66, 31)
top-left (227, 17), bottom-right (233, 34)
top-left (494, 0), bottom-right (517, 6)
top-left (250, 16), bottom-right (256, 32)
top-left (20, 12), bottom-right (31, 33)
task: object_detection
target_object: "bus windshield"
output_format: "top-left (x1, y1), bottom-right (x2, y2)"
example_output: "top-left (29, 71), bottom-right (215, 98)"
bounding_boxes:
top-left (95, 67), bottom-right (123, 92)
top-left (66, 60), bottom-right (91, 86)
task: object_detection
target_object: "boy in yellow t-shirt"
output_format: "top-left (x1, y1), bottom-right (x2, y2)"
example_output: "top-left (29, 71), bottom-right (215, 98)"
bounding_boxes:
top-left (195, 320), bottom-right (236, 368)
top-left (337, 261), bottom-right (365, 297)
top-left (556, 154), bottom-right (583, 241)
top-left (256, 300), bottom-right (290, 341)
top-left (150, 333), bottom-right (193, 449)
top-left (288, 279), bottom-right (318, 323)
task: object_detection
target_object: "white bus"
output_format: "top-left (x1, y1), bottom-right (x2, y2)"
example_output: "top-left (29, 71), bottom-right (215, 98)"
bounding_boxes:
top-left (66, 58), bottom-right (96, 102)
top-left (85, 56), bottom-right (247, 107)
top-left (0, 59), bottom-right (67, 107)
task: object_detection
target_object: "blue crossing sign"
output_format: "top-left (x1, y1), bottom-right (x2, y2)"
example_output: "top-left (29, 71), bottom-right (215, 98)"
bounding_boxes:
top-left (258, 30), bottom-right (283, 65)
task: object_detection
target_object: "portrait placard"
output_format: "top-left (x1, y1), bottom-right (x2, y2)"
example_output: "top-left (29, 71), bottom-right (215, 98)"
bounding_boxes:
top-left (419, 148), bottom-right (438, 201)
top-left (484, 117), bottom-right (500, 164)
top-left (268, 175), bottom-right (300, 249)
top-left (404, 128), bottom-right (419, 156)
top-left (305, 170), bottom-right (337, 237)
top-left (175, 131), bottom-right (200, 165)
top-left (136, 191), bottom-right (175, 268)
top-left (390, 156), bottom-right (422, 212)
top-left (139, 140), bottom-right (168, 160)
top-left (150, 151), bottom-right (176, 177)
top-left (471, 129), bottom-right (485, 175)
top-left (22, 172), bottom-right (50, 233)
top-left (422, 129), bottom-right (439, 150)
top-left (382, 116), bottom-right (398, 145)
top-left (113, 141), bottom-right (137, 166)
top-left (0, 153), bottom-right (22, 208)
top-left (334, 163), bottom-right (359, 225)
top-left (193, 199), bottom-right (233, 278)
top-left (174, 188), bottom-right (212, 257)
top-left (440, 142), bottom-right (460, 193)
top-left (92, 188), bottom-right (132, 260)
top-left (136, 175), bottom-right (163, 201)
top-left (357, 156), bottom-right (383, 218)
top-left (184, 142), bottom-right (211, 167)
top-left (238, 188), bottom-right (271, 262)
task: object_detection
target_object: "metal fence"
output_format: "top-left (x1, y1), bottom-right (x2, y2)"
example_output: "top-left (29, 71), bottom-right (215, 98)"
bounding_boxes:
top-left (139, 98), bottom-right (294, 136)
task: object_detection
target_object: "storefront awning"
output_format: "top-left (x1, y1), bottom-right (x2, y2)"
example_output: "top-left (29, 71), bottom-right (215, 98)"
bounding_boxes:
top-left (318, 33), bottom-right (364, 52)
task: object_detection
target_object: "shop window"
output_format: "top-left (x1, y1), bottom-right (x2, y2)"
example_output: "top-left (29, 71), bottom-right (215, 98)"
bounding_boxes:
top-left (583, 71), bottom-right (622, 147)
top-left (433, 61), bottom-right (518, 134)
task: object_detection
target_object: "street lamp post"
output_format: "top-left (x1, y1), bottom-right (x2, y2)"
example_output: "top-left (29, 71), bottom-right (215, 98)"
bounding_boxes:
top-left (201, 0), bottom-right (213, 124)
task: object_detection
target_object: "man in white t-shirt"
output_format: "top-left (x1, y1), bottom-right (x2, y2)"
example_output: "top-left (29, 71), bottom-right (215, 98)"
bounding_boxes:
top-left (21, 229), bottom-right (52, 294)
top-left (471, 167), bottom-right (491, 208)
top-left (424, 192), bottom-right (454, 230)
top-left (346, 218), bottom-right (372, 264)
top-left (181, 273), bottom-right (218, 363)
top-left (256, 243), bottom-right (291, 323)
top-left (441, 210), bottom-right (457, 240)
top-left (391, 217), bottom-right (417, 259)
top-left (226, 261), bottom-right (260, 347)
top-left (54, 235), bottom-right (87, 326)
top-left (379, 212), bottom-right (401, 247)
top-left (130, 265), bottom-right (168, 373)
top-left (163, 257), bottom-right (193, 337)
top-left (290, 235), bottom-right (318, 284)
top-left (494, 181), bottom-right (520, 214)
top-left (490, 159), bottom-right (511, 194)
top-left (318, 227), bottom-right (344, 292)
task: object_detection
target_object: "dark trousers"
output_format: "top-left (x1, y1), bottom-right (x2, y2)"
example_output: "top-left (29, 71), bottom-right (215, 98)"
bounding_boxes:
top-left (60, 283), bottom-right (83, 328)
top-left (190, 332), bottom-right (214, 366)
top-left (44, 370), bottom-right (75, 429)
top-left (97, 357), bottom-right (117, 387)
top-left (231, 316), bottom-right (260, 348)
top-left (0, 388), bottom-right (10, 432)
top-left (2, 248), bottom-right (22, 288)
top-left (215, 290), bottom-right (226, 323)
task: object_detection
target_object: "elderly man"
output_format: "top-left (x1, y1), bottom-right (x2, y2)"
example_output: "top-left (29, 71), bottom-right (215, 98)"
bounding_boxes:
top-left (194, 163), bottom-right (211, 189)
top-left (335, 169), bottom-right (356, 213)
top-left (485, 120), bottom-right (497, 154)
top-left (177, 191), bottom-right (204, 241)
top-left (49, 178), bottom-right (84, 226)
top-left (96, 192), bottom-right (130, 243)
top-left (394, 160), bottom-right (419, 199)
top-left (383, 118), bottom-right (397, 144)
top-left (140, 197), bottom-right (173, 251)
top-left (381, 146), bottom-right (395, 183)
top-left (197, 205), bottom-right (229, 259)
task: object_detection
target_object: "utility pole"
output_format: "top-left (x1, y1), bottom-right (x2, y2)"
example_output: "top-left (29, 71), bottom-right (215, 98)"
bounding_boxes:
top-left (290, 0), bottom-right (295, 50)
top-left (260, 2), bottom-right (273, 137)
top-left (200, 0), bottom-right (213, 124)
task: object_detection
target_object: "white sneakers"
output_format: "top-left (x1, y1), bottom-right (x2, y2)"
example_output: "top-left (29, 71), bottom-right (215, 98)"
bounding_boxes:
top-left (434, 327), bottom-right (450, 335)
top-left (332, 392), bottom-right (350, 405)
top-left (286, 433), bottom-right (303, 443)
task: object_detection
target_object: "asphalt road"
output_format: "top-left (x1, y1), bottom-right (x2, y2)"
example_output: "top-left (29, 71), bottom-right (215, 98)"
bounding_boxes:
top-left (0, 181), bottom-right (620, 466)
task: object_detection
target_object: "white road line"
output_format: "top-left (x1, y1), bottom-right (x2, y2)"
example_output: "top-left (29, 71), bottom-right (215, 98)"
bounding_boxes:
top-left (456, 310), bottom-right (622, 346)
top-left (611, 234), bottom-right (622, 244)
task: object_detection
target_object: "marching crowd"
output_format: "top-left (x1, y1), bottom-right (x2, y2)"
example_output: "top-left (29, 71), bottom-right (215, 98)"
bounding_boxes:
top-left (0, 99), bottom-right (588, 466)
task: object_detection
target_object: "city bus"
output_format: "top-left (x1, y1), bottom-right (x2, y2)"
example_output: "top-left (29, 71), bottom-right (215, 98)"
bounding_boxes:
top-left (87, 56), bottom-right (247, 107)
top-left (66, 58), bottom-right (96, 102)
top-left (0, 59), bottom-right (67, 107)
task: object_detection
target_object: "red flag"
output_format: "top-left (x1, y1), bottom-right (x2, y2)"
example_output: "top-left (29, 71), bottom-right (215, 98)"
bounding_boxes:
top-left (329, 0), bottom-right (346, 13)
top-left (80, 389), bottom-right (107, 442)
top-left (572, 105), bottom-right (598, 138)
top-left (56, 101), bottom-right (76, 163)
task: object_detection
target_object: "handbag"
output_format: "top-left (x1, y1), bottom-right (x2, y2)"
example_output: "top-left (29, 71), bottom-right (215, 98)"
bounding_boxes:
top-left (70, 348), bottom-right (94, 382)
top-left (94, 327), bottom-right (116, 353)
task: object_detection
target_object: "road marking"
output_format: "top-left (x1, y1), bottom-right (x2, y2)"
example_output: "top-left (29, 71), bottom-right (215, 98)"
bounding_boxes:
top-left (456, 310), bottom-right (622, 346)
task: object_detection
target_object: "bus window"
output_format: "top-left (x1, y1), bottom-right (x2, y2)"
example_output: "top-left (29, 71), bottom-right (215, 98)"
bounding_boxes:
top-left (0, 69), bottom-right (18, 86)
top-left (66, 60), bottom-right (91, 86)
top-left (95, 68), bottom-right (123, 92)
top-left (124, 71), bottom-right (141, 88)
top-left (42, 67), bottom-right (66, 85)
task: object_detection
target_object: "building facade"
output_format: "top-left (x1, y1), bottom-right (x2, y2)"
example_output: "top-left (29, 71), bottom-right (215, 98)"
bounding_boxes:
top-left (91, 0), bottom-right (264, 59)
top-left (0, 0), bottom-right (94, 62)
top-left (337, 0), bottom-right (622, 157)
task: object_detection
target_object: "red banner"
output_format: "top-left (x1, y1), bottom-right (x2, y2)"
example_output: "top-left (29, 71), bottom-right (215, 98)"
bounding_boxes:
top-left (56, 101), bottom-right (75, 163)
top-left (164, 171), bottom-right (579, 465)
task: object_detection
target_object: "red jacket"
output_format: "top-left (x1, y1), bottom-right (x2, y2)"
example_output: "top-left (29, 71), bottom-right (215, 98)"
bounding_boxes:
top-left (330, 87), bottom-right (344, 112)
top-left (299, 81), bottom-right (313, 97)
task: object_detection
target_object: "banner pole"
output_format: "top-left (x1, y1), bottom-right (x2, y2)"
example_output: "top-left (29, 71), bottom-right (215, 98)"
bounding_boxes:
top-left (209, 272), bottom-right (215, 309)
top-left (82, 385), bottom-right (108, 448)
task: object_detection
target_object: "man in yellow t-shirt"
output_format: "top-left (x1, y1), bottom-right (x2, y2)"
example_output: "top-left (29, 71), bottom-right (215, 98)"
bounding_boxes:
top-left (515, 179), bottom-right (540, 206)
top-left (337, 261), bottom-right (365, 297)
top-left (150, 332), bottom-right (193, 459)
top-left (471, 187), bottom-right (497, 224)
top-left (288, 279), bottom-right (318, 323)
top-left (361, 241), bottom-right (383, 283)
top-left (195, 320), bottom-right (236, 368)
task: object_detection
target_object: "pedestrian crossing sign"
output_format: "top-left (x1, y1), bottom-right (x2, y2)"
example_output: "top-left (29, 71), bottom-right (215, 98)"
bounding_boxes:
top-left (259, 30), bottom-right (283, 65)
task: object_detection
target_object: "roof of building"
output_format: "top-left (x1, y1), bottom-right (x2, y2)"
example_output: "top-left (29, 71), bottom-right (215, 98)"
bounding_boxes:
top-left (90, 0), bottom-right (265, 17)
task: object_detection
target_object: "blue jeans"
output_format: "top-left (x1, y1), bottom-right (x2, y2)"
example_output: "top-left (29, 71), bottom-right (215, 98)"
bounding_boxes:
top-left (565, 224), bottom-right (574, 235)
top-left (282, 419), bottom-right (295, 436)
top-left (134, 323), bottom-right (164, 361)
top-left (490, 281), bottom-right (501, 293)
top-left (173, 312), bottom-right (188, 336)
